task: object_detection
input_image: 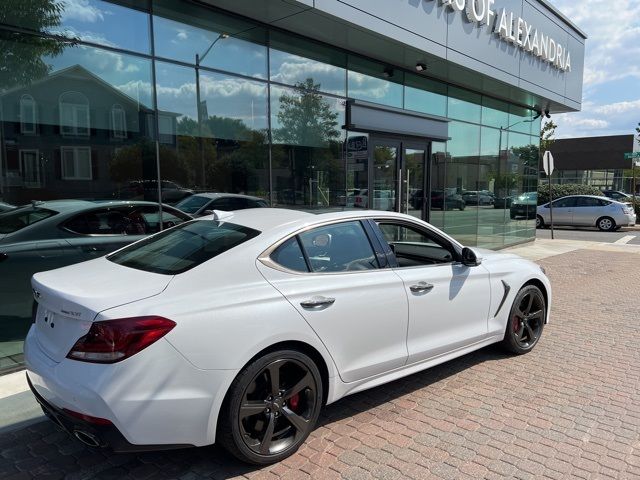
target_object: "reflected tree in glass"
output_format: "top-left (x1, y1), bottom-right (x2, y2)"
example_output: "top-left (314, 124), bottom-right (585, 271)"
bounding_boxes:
top-left (0, 0), bottom-right (68, 91)
top-left (273, 79), bottom-right (343, 208)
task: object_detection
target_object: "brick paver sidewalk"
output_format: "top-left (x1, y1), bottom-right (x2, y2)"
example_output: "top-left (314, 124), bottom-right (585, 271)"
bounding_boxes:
top-left (1, 249), bottom-right (639, 479)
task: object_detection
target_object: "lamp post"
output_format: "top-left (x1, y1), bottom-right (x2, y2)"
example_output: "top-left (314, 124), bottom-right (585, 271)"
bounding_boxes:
top-left (195, 32), bottom-right (228, 187)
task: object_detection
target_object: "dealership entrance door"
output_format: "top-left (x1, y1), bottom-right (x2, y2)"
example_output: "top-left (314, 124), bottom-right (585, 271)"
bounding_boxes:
top-left (370, 137), bottom-right (430, 221)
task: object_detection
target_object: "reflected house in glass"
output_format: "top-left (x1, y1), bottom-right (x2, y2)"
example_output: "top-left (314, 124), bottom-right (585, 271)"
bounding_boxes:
top-left (0, 65), bottom-right (164, 204)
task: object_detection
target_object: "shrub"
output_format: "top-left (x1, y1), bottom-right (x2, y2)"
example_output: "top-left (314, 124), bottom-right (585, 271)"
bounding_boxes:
top-left (537, 183), bottom-right (604, 205)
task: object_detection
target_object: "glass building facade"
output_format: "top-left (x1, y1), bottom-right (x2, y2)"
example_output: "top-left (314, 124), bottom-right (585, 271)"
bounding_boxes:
top-left (0, 0), bottom-right (541, 370)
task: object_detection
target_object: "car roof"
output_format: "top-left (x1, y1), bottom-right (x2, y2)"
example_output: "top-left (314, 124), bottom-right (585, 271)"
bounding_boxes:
top-left (13, 200), bottom-right (178, 214)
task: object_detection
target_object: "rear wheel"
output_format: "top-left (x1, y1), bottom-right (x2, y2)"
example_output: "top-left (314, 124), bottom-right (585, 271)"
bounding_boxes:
top-left (217, 350), bottom-right (323, 465)
top-left (597, 216), bottom-right (616, 232)
top-left (536, 215), bottom-right (545, 229)
top-left (500, 285), bottom-right (545, 354)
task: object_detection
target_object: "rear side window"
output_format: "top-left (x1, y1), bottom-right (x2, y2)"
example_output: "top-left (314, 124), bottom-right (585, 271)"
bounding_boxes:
top-left (271, 237), bottom-right (309, 272)
top-left (0, 207), bottom-right (57, 234)
top-left (108, 220), bottom-right (260, 274)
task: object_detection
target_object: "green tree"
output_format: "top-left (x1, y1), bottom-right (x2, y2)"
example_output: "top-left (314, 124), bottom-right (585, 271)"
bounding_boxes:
top-left (274, 78), bottom-right (340, 146)
top-left (0, 0), bottom-right (69, 91)
top-left (540, 120), bottom-right (557, 153)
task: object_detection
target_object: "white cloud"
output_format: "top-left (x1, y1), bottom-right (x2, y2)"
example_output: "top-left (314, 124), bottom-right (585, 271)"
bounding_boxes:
top-left (57, 0), bottom-right (107, 23)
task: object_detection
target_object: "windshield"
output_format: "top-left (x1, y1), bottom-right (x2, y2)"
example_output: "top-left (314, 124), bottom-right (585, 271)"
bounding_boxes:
top-left (107, 220), bottom-right (260, 275)
top-left (0, 207), bottom-right (57, 234)
top-left (175, 195), bottom-right (211, 214)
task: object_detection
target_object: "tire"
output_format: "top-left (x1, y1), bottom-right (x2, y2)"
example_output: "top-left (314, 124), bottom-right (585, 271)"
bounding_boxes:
top-left (536, 215), bottom-right (544, 229)
top-left (459, 202), bottom-right (465, 211)
top-left (596, 216), bottom-right (616, 232)
top-left (217, 350), bottom-right (323, 465)
top-left (510, 212), bottom-right (516, 220)
top-left (500, 285), bottom-right (545, 355)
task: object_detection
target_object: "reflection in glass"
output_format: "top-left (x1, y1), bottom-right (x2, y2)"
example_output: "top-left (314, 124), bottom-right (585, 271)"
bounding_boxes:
top-left (481, 97), bottom-right (509, 129)
top-left (271, 82), bottom-right (345, 210)
top-left (443, 122), bottom-right (480, 246)
top-left (429, 141), bottom-right (447, 229)
top-left (448, 87), bottom-right (481, 124)
top-left (509, 105), bottom-right (533, 135)
top-left (405, 148), bottom-right (426, 219)
top-left (477, 127), bottom-right (506, 248)
top-left (344, 132), bottom-right (369, 209)
top-left (404, 74), bottom-right (447, 117)
top-left (372, 143), bottom-right (398, 212)
top-left (348, 56), bottom-right (403, 108)
top-left (155, 61), bottom-right (197, 135)
top-left (270, 32), bottom-right (346, 96)
top-left (153, 0), bottom-right (267, 79)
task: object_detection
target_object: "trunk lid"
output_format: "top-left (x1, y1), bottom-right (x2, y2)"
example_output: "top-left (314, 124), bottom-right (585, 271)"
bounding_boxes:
top-left (31, 257), bottom-right (173, 363)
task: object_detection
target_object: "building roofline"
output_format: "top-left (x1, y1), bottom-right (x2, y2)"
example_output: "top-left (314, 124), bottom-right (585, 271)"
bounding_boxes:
top-left (536, 0), bottom-right (588, 39)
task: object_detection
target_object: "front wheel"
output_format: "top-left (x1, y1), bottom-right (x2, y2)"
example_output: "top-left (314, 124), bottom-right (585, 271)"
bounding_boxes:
top-left (500, 285), bottom-right (545, 354)
top-left (536, 215), bottom-right (544, 229)
top-left (217, 350), bottom-right (323, 465)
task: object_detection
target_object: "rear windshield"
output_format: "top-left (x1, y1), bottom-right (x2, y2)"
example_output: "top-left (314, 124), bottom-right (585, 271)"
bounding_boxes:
top-left (107, 220), bottom-right (260, 275)
top-left (0, 207), bottom-right (57, 234)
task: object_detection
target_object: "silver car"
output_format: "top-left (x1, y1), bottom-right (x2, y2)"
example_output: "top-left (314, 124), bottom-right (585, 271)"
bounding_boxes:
top-left (175, 193), bottom-right (268, 217)
top-left (536, 195), bottom-right (636, 231)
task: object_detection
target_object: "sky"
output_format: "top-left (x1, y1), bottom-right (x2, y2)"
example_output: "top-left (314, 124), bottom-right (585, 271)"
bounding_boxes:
top-left (549, 0), bottom-right (640, 141)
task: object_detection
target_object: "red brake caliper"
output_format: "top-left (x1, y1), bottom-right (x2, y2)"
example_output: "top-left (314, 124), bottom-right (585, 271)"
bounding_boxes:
top-left (289, 393), bottom-right (300, 412)
top-left (512, 315), bottom-right (521, 334)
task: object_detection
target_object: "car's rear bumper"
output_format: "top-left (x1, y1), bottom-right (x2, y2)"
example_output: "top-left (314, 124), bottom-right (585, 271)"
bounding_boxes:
top-left (24, 325), bottom-right (237, 450)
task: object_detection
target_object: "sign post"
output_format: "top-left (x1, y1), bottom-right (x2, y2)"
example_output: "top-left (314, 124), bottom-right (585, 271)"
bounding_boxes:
top-left (543, 151), bottom-right (555, 239)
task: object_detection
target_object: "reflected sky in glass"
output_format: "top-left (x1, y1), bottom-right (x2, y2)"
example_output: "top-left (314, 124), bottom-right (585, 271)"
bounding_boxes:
top-left (153, 15), bottom-right (267, 79)
top-left (348, 71), bottom-right (402, 108)
top-left (199, 71), bottom-right (268, 138)
top-left (155, 61), bottom-right (196, 133)
top-left (47, 0), bottom-right (150, 53)
top-left (270, 49), bottom-right (346, 96)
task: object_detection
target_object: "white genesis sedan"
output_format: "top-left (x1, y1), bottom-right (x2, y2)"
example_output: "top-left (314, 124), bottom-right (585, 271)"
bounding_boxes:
top-left (25, 209), bottom-right (551, 464)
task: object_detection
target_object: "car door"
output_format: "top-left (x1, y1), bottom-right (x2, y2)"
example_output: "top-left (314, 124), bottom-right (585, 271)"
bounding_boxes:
top-left (257, 220), bottom-right (409, 383)
top-left (573, 197), bottom-right (603, 225)
top-left (374, 220), bottom-right (491, 363)
top-left (545, 197), bottom-right (576, 225)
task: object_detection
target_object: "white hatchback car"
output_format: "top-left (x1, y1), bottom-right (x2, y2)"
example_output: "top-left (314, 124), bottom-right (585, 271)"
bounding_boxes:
top-left (536, 195), bottom-right (636, 231)
top-left (25, 209), bottom-right (551, 464)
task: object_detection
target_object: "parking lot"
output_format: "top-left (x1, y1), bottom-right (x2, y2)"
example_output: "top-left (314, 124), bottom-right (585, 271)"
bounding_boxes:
top-left (1, 245), bottom-right (639, 479)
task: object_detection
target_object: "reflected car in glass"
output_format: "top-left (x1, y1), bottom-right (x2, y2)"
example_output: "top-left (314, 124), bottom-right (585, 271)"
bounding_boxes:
top-left (602, 190), bottom-right (634, 203)
top-left (461, 191), bottom-right (493, 206)
top-left (0, 200), bottom-right (191, 321)
top-left (117, 180), bottom-right (194, 204)
top-left (0, 202), bottom-right (17, 213)
top-left (25, 209), bottom-right (551, 465)
top-left (353, 189), bottom-right (395, 210)
top-left (536, 195), bottom-right (636, 231)
top-left (510, 192), bottom-right (537, 219)
top-left (423, 190), bottom-right (465, 211)
top-left (175, 193), bottom-right (268, 217)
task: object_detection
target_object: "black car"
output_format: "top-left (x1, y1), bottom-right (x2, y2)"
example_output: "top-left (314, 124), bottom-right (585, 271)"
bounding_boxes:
top-left (413, 190), bottom-right (465, 210)
top-left (510, 192), bottom-right (537, 219)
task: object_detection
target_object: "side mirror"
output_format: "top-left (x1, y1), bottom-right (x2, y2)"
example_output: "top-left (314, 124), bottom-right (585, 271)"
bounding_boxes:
top-left (461, 247), bottom-right (482, 267)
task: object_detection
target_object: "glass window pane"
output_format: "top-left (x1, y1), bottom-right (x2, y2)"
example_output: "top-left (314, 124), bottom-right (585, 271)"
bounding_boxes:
top-left (429, 141), bottom-right (447, 230)
top-left (18, 0), bottom-right (151, 53)
top-left (444, 122), bottom-right (480, 246)
top-left (299, 221), bottom-right (378, 272)
top-left (509, 105), bottom-right (534, 134)
top-left (155, 61), bottom-right (197, 135)
top-left (271, 84), bottom-right (346, 210)
top-left (477, 127), bottom-right (506, 248)
top-left (344, 132), bottom-right (369, 209)
top-left (481, 97), bottom-right (509, 129)
top-left (153, 0), bottom-right (267, 79)
top-left (448, 87), bottom-right (481, 124)
top-left (348, 56), bottom-right (403, 108)
top-left (404, 74), bottom-right (447, 117)
top-left (270, 31), bottom-right (346, 96)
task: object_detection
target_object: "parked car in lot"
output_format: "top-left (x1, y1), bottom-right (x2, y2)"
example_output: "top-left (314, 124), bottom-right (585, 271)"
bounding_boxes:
top-left (510, 192), bottom-right (537, 219)
top-left (26, 208), bottom-right (550, 464)
top-left (353, 189), bottom-right (395, 210)
top-left (536, 195), bottom-right (636, 231)
top-left (421, 190), bottom-right (465, 210)
top-left (493, 196), bottom-right (513, 209)
top-left (118, 180), bottom-right (193, 204)
top-left (175, 193), bottom-right (268, 217)
top-left (602, 190), bottom-right (634, 203)
top-left (462, 190), bottom-right (493, 206)
top-left (0, 200), bottom-right (191, 322)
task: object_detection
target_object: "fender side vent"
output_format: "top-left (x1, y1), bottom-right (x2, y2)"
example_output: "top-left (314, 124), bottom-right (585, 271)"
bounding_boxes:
top-left (494, 280), bottom-right (511, 318)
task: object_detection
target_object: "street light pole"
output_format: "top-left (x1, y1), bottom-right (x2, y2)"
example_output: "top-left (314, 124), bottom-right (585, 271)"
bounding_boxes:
top-left (195, 33), bottom-right (228, 188)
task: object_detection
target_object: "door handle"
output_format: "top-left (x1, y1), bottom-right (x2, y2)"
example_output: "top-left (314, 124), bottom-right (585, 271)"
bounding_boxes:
top-left (300, 296), bottom-right (336, 309)
top-left (410, 282), bottom-right (434, 293)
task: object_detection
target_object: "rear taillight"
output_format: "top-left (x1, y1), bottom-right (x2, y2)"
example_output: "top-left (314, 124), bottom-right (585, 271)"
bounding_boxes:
top-left (67, 316), bottom-right (176, 363)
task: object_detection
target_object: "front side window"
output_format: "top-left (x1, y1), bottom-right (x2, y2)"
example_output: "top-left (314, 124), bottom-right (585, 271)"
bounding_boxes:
top-left (298, 221), bottom-right (378, 273)
top-left (378, 222), bottom-right (455, 266)
top-left (61, 146), bottom-right (92, 180)
top-left (108, 220), bottom-right (260, 275)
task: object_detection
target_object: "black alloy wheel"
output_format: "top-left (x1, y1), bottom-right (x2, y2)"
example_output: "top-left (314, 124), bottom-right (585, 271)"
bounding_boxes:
top-left (218, 350), bottom-right (322, 464)
top-left (501, 285), bottom-right (545, 354)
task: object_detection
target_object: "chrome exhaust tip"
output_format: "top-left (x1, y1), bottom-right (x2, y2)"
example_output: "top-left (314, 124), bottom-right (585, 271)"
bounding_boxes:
top-left (73, 430), bottom-right (101, 448)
